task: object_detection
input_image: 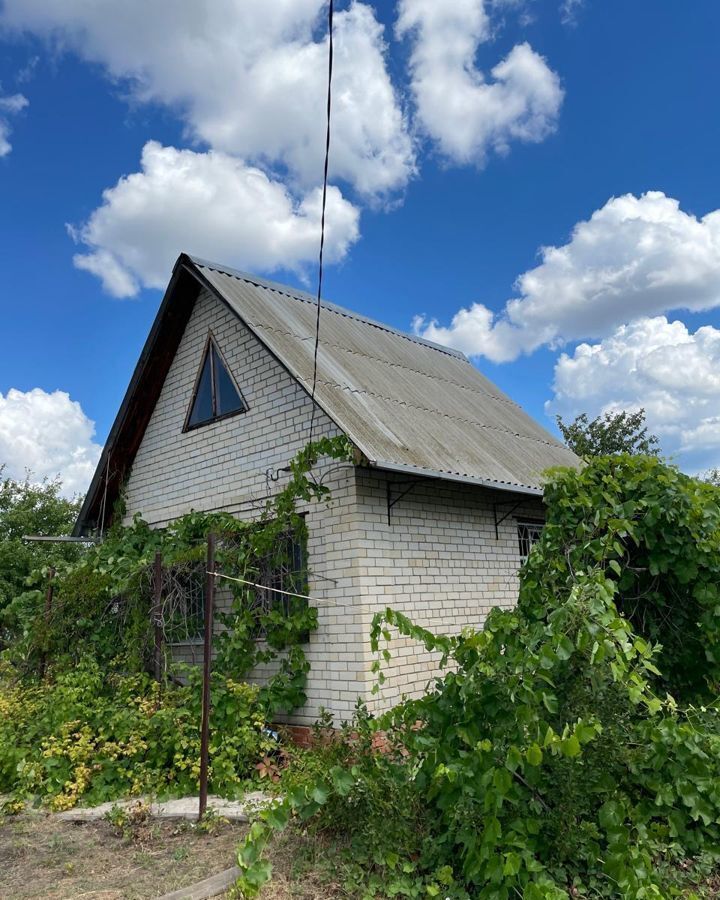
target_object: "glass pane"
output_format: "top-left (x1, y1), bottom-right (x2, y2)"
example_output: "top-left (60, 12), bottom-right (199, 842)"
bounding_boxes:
top-left (517, 521), bottom-right (543, 562)
top-left (212, 346), bottom-right (244, 415)
top-left (187, 349), bottom-right (214, 426)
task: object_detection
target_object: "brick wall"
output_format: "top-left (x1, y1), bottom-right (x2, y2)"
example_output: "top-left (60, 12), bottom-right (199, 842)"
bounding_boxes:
top-left (351, 468), bottom-right (545, 714)
top-left (123, 286), bottom-right (365, 725)
top-left (122, 284), bottom-right (545, 726)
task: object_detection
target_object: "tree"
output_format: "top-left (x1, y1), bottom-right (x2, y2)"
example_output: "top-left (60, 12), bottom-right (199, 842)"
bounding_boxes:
top-left (556, 409), bottom-right (660, 458)
top-left (698, 466), bottom-right (720, 486)
top-left (0, 469), bottom-right (82, 644)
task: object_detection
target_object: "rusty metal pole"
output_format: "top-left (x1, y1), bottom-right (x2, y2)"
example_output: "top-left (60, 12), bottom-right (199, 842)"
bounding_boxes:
top-left (198, 532), bottom-right (216, 821)
top-left (39, 567), bottom-right (55, 679)
top-left (152, 551), bottom-right (163, 683)
top-left (44, 566), bottom-right (55, 619)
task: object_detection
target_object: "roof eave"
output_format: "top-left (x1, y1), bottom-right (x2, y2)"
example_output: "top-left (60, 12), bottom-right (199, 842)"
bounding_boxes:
top-left (368, 459), bottom-right (543, 497)
top-left (369, 458), bottom-right (544, 497)
top-left (73, 257), bottom-right (198, 536)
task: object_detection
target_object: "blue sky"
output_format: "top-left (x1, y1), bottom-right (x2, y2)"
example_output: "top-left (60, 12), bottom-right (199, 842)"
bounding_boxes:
top-left (1, 0), bottom-right (720, 494)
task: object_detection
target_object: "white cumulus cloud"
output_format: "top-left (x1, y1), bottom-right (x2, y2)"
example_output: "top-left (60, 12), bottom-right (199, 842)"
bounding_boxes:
top-left (0, 388), bottom-right (102, 497)
top-left (414, 192), bottom-right (720, 362)
top-left (396, 0), bottom-right (563, 165)
top-left (0, 0), bottom-right (414, 198)
top-left (548, 316), bottom-right (720, 470)
top-left (68, 141), bottom-right (361, 298)
top-left (0, 90), bottom-right (28, 157)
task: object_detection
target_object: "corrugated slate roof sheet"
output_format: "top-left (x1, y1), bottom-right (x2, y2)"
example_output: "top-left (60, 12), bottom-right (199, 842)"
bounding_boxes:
top-left (191, 256), bottom-right (578, 494)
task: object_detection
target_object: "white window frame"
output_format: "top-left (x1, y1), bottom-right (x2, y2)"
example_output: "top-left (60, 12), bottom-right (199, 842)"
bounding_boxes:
top-left (516, 519), bottom-right (544, 564)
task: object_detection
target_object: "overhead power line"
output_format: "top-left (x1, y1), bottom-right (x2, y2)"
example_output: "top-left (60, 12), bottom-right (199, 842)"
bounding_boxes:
top-left (308, 0), bottom-right (334, 443)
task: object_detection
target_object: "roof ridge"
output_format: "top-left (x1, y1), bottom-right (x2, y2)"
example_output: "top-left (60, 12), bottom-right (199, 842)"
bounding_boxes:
top-left (187, 255), bottom-right (468, 362)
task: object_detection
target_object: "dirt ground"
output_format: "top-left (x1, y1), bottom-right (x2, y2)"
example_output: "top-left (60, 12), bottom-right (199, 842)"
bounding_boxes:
top-left (4, 810), bottom-right (716, 900)
top-left (0, 810), bottom-right (344, 900)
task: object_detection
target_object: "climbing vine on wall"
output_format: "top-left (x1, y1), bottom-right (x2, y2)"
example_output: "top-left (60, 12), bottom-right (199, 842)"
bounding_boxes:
top-left (11, 434), bottom-right (353, 699)
top-left (233, 455), bottom-right (720, 899)
top-left (0, 435), bottom-right (354, 809)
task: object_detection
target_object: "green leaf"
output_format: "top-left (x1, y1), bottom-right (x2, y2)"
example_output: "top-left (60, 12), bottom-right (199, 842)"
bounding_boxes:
top-left (330, 766), bottom-right (355, 796)
top-left (506, 745), bottom-right (522, 772)
top-left (311, 783), bottom-right (330, 805)
top-left (242, 858), bottom-right (272, 890)
top-left (526, 744), bottom-right (543, 767)
top-left (238, 840), bottom-right (259, 867)
top-left (264, 803), bottom-right (290, 831)
top-left (560, 735), bottom-right (581, 758)
top-left (556, 635), bottom-right (575, 660)
top-left (599, 800), bottom-right (622, 831)
top-left (493, 767), bottom-right (512, 795)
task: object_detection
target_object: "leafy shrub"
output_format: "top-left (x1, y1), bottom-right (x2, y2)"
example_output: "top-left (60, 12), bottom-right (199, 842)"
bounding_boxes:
top-left (4, 435), bottom-right (353, 708)
top-left (528, 455), bottom-right (720, 699)
top-left (0, 472), bottom-right (82, 648)
top-left (0, 435), bottom-right (355, 811)
top-left (235, 457), bottom-right (720, 899)
top-left (0, 656), bottom-right (272, 810)
top-left (279, 704), bottom-right (422, 872)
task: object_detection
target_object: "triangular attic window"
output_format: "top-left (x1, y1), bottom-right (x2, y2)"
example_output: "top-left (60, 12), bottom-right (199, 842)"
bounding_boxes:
top-left (185, 336), bottom-right (247, 430)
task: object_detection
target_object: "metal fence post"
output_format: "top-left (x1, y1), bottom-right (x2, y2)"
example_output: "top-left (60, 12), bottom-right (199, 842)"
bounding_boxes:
top-left (199, 531), bottom-right (216, 821)
top-left (39, 566), bottom-right (55, 679)
top-left (152, 551), bottom-right (164, 682)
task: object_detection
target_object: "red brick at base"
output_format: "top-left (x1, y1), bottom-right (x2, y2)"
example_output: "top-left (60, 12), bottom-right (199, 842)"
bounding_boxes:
top-left (281, 724), bottom-right (314, 748)
top-left (278, 723), bottom-right (393, 753)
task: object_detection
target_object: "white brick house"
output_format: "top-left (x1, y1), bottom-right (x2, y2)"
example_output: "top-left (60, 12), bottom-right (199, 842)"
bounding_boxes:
top-left (75, 254), bottom-right (578, 725)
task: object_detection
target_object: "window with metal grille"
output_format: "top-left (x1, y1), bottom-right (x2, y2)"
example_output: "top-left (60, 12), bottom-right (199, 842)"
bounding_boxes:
top-left (517, 519), bottom-right (544, 564)
top-left (163, 563), bottom-right (206, 642)
top-left (247, 529), bottom-right (309, 640)
top-left (161, 530), bottom-right (308, 644)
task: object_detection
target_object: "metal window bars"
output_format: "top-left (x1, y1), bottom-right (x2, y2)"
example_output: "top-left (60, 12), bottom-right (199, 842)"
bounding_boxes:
top-left (243, 530), bottom-right (309, 640)
top-left (136, 527), bottom-right (308, 649)
top-left (517, 519), bottom-right (544, 564)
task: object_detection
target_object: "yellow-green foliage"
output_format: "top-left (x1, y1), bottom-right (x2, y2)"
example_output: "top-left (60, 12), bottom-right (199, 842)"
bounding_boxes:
top-left (0, 435), bottom-right (356, 813)
top-left (0, 657), bottom-right (271, 810)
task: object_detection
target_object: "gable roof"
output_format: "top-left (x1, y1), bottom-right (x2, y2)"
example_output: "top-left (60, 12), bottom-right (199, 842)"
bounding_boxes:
top-left (74, 253), bottom-right (578, 534)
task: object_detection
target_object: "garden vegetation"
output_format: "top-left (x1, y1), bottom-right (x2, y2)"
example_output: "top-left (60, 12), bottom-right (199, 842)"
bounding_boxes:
top-left (235, 455), bottom-right (720, 899)
top-left (0, 436), bottom-right (353, 812)
top-left (2, 448), bottom-right (720, 897)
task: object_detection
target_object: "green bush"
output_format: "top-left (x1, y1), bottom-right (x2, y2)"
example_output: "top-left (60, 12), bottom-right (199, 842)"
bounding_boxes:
top-left (0, 472), bottom-right (82, 649)
top-left (0, 656), bottom-right (272, 811)
top-left (0, 435), bottom-right (355, 812)
top-left (235, 456), bottom-right (720, 899)
top-left (527, 454), bottom-right (720, 699)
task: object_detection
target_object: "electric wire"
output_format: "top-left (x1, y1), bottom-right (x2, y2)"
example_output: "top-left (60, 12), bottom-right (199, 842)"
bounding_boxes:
top-left (207, 571), bottom-right (336, 605)
top-left (308, 0), bottom-right (334, 443)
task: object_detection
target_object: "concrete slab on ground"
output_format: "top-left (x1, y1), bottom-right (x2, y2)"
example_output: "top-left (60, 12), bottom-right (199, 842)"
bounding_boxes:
top-left (56, 792), bottom-right (271, 823)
